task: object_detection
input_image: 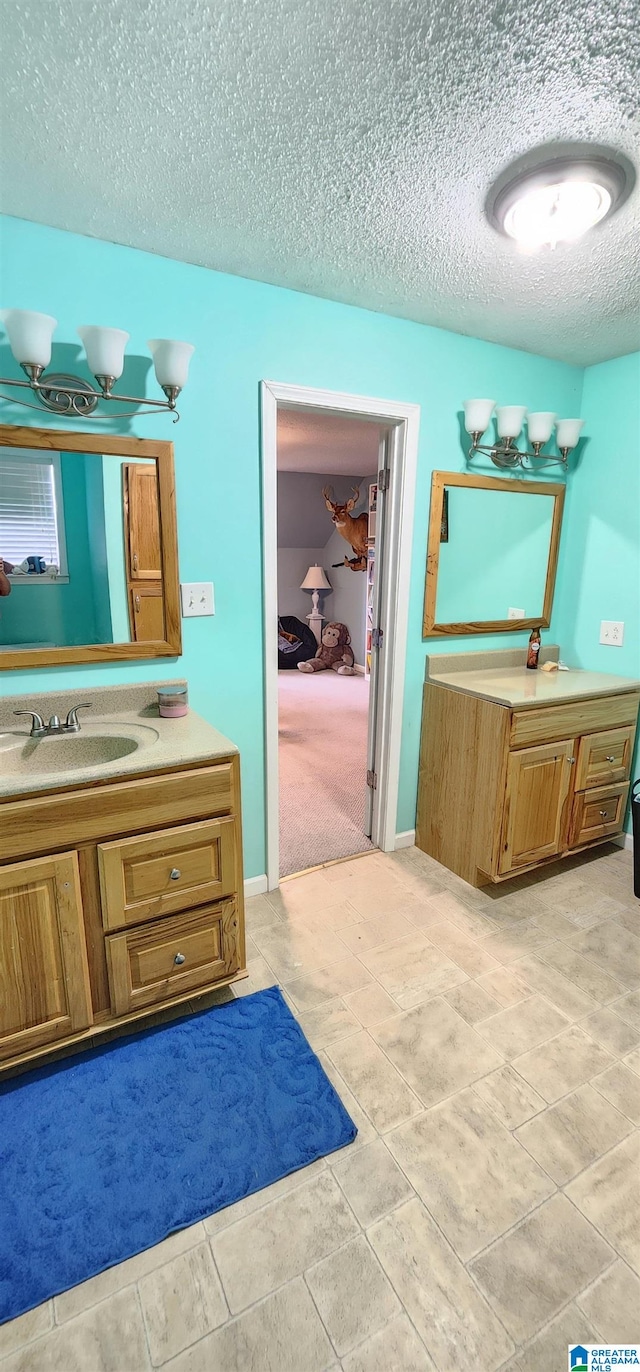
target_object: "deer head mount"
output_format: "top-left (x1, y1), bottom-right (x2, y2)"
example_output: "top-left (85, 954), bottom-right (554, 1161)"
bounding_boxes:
top-left (322, 485), bottom-right (368, 572)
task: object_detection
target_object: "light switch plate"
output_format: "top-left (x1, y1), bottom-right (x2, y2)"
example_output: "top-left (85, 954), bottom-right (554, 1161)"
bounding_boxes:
top-left (508, 607), bottom-right (525, 619)
top-left (181, 582), bottom-right (215, 617)
top-left (600, 620), bottom-right (624, 646)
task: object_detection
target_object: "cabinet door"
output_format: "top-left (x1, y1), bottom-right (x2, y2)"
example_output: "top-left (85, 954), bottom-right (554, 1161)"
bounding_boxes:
top-left (0, 852), bottom-right (92, 1062)
top-left (129, 583), bottom-right (165, 641)
top-left (125, 463), bottom-right (162, 580)
top-left (500, 740), bottom-right (574, 874)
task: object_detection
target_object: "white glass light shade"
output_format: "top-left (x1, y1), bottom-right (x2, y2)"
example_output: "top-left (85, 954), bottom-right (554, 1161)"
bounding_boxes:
top-left (300, 565), bottom-right (331, 591)
top-left (0, 309), bottom-right (57, 367)
top-left (503, 181), bottom-right (611, 248)
top-left (496, 405), bottom-right (526, 439)
top-left (463, 399), bottom-right (495, 436)
top-left (147, 339), bottom-right (194, 390)
top-left (527, 411), bottom-right (556, 444)
top-left (556, 418), bottom-right (585, 450)
top-left (77, 326), bottom-right (129, 380)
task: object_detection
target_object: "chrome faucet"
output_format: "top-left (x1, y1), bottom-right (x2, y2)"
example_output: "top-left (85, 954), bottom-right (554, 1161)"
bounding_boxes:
top-left (14, 704), bottom-right (92, 738)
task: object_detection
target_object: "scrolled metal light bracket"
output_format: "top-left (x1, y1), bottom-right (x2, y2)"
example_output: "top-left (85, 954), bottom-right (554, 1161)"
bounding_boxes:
top-left (0, 368), bottom-right (182, 422)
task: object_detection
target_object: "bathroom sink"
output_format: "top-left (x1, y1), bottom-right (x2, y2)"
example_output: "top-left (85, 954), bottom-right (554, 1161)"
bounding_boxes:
top-left (0, 722), bottom-right (160, 775)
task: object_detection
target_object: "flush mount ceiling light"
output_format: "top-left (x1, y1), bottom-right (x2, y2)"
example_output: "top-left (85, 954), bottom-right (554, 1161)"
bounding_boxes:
top-left (487, 148), bottom-right (634, 250)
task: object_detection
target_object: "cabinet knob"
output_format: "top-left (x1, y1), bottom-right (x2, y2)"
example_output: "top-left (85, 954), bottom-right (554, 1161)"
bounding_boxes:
top-left (170, 867), bottom-right (181, 881)
top-left (174, 952), bottom-right (186, 965)
top-left (605, 755), bottom-right (615, 763)
top-left (568, 757), bottom-right (576, 764)
top-left (599, 809), bottom-right (609, 818)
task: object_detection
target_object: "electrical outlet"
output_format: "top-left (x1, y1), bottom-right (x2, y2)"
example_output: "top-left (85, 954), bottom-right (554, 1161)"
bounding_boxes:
top-left (600, 620), bottom-right (624, 646)
top-left (508, 607), bottom-right (525, 619)
top-left (180, 582), bottom-right (215, 617)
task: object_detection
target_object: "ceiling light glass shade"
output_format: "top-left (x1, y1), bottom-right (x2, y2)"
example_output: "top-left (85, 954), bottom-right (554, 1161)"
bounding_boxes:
top-left (504, 181), bottom-right (611, 248)
top-left (0, 309), bottom-right (57, 367)
top-left (556, 418), bottom-right (585, 450)
top-left (300, 565), bottom-right (331, 590)
top-left (487, 151), bottom-right (633, 250)
top-left (496, 405), bottom-right (526, 439)
top-left (527, 411), bottom-right (556, 444)
top-left (147, 339), bottom-right (195, 390)
top-left (77, 326), bottom-right (129, 380)
top-left (463, 399), bottom-right (496, 435)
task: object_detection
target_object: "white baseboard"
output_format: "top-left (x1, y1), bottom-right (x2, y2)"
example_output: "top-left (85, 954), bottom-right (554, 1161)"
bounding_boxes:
top-left (394, 830), bottom-right (416, 850)
top-left (244, 873), bottom-right (268, 898)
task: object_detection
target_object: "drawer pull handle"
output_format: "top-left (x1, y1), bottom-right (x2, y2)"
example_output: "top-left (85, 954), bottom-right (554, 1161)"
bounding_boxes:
top-left (170, 868), bottom-right (181, 881)
top-left (605, 755), bottom-right (615, 763)
top-left (174, 952), bottom-right (186, 965)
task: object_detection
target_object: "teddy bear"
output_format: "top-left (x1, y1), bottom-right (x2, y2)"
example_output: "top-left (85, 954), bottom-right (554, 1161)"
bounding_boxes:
top-left (297, 622), bottom-right (355, 675)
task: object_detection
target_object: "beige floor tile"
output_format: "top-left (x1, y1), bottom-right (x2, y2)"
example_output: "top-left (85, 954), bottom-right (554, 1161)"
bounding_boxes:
top-left (203, 1159), bottom-right (326, 1235)
top-left (231, 953), bottom-right (277, 998)
top-left (386, 1088), bottom-right (554, 1260)
top-left (317, 1050), bottom-right (378, 1150)
top-left (423, 919), bottom-right (480, 959)
top-left (531, 909), bottom-right (583, 940)
top-left (284, 957), bottom-right (374, 1011)
top-left (371, 997), bottom-right (504, 1107)
top-left (475, 966), bottom-right (533, 1008)
top-left (567, 921), bottom-right (640, 989)
top-left (163, 1276), bottom-right (334, 1372)
top-left (613, 906), bottom-right (640, 937)
top-left (591, 1061), bottom-right (640, 1124)
top-left (359, 934), bottom-right (469, 1010)
top-left (211, 1171), bottom-right (359, 1312)
top-left (535, 939), bottom-right (626, 1002)
top-left (612, 989), bottom-right (640, 1031)
top-left (369, 1198), bottom-right (514, 1372)
top-left (580, 1006), bottom-right (640, 1057)
top-left (515, 1083), bottom-right (633, 1184)
top-left (266, 870), bottom-right (340, 916)
top-left (472, 1065), bottom-right (546, 1130)
top-left (478, 924), bottom-right (554, 964)
top-left (250, 921), bottom-right (348, 980)
top-left (138, 1242), bottom-right (227, 1365)
top-left (296, 997), bottom-right (362, 1049)
top-left (0, 1287), bottom-right (150, 1372)
top-left (469, 1193), bottom-right (614, 1343)
top-left (475, 995), bottom-right (571, 1061)
top-left (305, 1235), bottom-right (400, 1356)
top-left (293, 901), bottom-right (367, 933)
top-left (326, 1030), bottom-right (422, 1132)
top-left (625, 1045), bottom-right (640, 1076)
top-left (576, 1259), bottom-right (640, 1343)
top-left (500, 1303), bottom-right (600, 1372)
top-left (331, 1138), bottom-right (414, 1226)
top-left (441, 940), bottom-right (502, 979)
top-left (512, 1025), bottom-right (616, 1103)
top-left (511, 954), bottom-right (598, 1021)
top-left (566, 1133), bottom-right (640, 1275)
top-left (421, 890), bottom-right (496, 939)
top-left (443, 981), bottom-right (502, 1024)
top-left (343, 983), bottom-right (400, 1026)
top-left (244, 893), bottom-right (282, 931)
top-left (0, 1303), bottom-right (53, 1360)
top-left (338, 910), bottom-right (418, 955)
top-left (341, 1312), bottom-right (435, 1372)
top-left (54, 1223), bottom-right (207, 1323)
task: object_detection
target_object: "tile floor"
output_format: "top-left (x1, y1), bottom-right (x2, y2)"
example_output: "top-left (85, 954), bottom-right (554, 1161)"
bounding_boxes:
top-left (2, 843), bottom-right (640, 1371)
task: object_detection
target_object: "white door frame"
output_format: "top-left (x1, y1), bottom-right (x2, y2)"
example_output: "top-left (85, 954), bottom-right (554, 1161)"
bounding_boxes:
top-left (261, 380), bottom-right (420, 891)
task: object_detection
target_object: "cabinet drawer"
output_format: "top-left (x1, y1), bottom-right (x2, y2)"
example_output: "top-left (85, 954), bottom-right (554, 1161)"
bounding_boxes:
top-left (569, 782), bottom-right (629, 848)
top-left (105, 900), bottom-right (240, 1015)
top-left (510, 692), bottom-right (640, 748)
top-left (575, 726), bottom-right (635, 790)
top-left (98, 818), bottom-right (237, 931)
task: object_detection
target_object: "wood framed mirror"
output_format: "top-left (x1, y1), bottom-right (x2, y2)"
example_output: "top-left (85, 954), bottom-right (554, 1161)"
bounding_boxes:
top-left (0, 424), bottom-right (181, 668)
top-left (423, 470), bottom-right (565, 637)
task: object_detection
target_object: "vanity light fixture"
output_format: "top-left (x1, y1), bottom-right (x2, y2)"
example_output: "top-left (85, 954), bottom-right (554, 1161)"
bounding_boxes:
top-left (464, 400), bottom-right (584, 469)
top-left (0, 311), bottom-right (194, 422)
top-left (486, 147), bottom-right (634, 249)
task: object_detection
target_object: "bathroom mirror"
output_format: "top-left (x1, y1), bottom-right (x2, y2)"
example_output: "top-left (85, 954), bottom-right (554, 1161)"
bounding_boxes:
top-left (423, 471), bottom-right (565, 637)
top-left (0, 424), bottom-right (181, 668)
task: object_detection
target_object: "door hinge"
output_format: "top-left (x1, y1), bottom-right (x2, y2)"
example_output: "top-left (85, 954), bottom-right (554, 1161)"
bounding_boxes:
top-left (366, 769), bottom-right (377, 790)
top-left (378, 468), bottom-right (390, 492)
top-left (371, 627), bottom-right (383, 648)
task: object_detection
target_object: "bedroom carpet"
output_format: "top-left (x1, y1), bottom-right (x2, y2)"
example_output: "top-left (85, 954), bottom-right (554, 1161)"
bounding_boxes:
top-left (279, 669), bottom-right (374, 877)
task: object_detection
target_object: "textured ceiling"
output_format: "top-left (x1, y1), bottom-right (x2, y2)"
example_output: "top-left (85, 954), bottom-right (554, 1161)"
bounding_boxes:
top-left (277, 409), bottom-right (383, 474)
top-left (1, 0), bottom-right (639, 365)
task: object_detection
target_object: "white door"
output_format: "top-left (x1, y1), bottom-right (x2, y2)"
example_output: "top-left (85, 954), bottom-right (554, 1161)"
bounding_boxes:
top-left (364, 432), bottom-right (389, 836)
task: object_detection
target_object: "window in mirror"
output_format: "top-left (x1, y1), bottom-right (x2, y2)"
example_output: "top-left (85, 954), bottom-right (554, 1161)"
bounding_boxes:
top-left (423, 472), bottom-right (565, 637)
top-left (0, 449), bottom-right (67, 578)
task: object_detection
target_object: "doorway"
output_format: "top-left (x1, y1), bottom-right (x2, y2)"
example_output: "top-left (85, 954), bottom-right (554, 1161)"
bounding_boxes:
top-left (261, 382), bottom-right (420, 891)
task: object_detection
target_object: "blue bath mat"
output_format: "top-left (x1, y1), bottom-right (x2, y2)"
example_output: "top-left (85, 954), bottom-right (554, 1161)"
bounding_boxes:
top-left (0, 986), bottom-right (356, 1322)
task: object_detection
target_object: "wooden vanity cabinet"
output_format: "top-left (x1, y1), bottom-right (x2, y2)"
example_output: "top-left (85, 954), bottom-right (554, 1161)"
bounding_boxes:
top-left (0, 754), bottom-right (246, 1075)
top-left (416, 684), bottom-right (640, 887)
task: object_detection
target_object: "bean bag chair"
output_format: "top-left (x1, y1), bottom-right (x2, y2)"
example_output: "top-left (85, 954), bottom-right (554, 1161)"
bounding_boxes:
top-left (278, 615), bottom-right (317, 669)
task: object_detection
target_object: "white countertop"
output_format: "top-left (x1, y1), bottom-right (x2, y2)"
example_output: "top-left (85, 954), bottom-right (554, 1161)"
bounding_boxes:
top-left (425, 649), bottom-right (640, 709)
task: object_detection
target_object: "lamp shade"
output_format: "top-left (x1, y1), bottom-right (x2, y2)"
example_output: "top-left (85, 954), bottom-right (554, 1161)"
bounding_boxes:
top-left (300, 565), bottom-right (331, 591)
top-left (147, 339), bottom-right (195, 390)
top-left (463, 399), bottom-right (495, 436)
top-left (0, 309), bottom-right (57, 367)
top-left (496, 405), bottom-right (526, 439)
top-left (527, 411), bottom-right (556, 444)
top-left (78, 326), bottom-right (129, 380)
top-left (556, 418), bottom-right (585, 450)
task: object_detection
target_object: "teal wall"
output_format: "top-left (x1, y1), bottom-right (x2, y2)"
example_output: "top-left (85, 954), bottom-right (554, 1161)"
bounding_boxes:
top-left (0, 215), bottom-right (589, 876)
